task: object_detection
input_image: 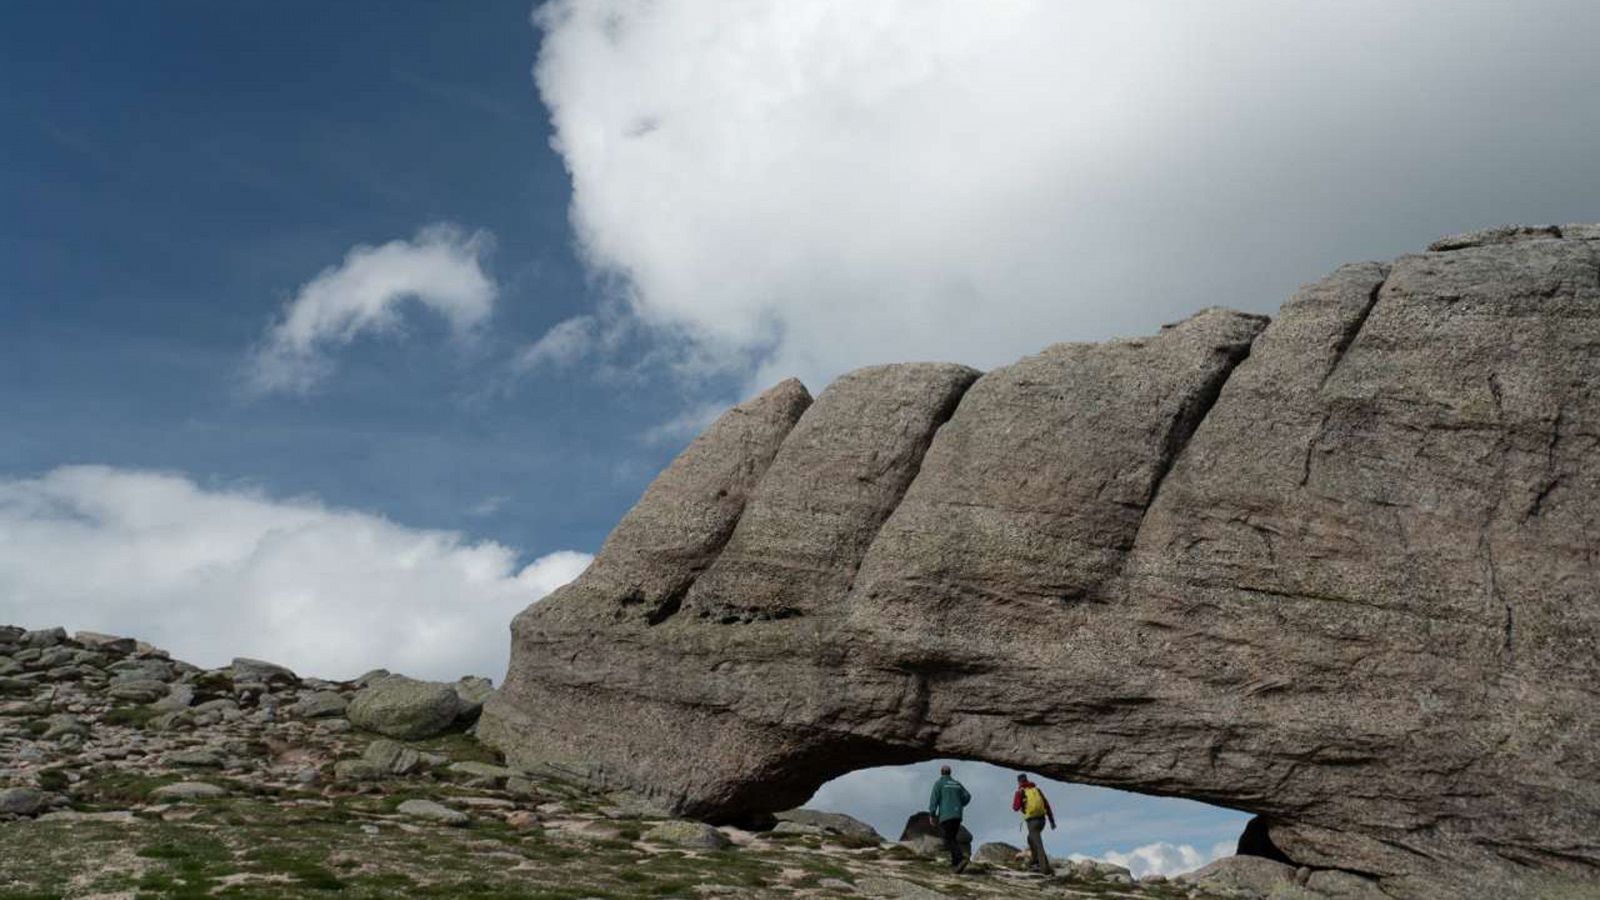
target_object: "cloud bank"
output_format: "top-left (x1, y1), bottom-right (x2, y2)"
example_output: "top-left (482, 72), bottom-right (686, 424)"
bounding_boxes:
top-left (0, 466), bottom-right (589, 680)
top-left (532, 0), bottom-right (1600, 391)
top-left (1072, 841), bottom-right (1236, 879)
top-left (251, 224), bottom-right (496, 393)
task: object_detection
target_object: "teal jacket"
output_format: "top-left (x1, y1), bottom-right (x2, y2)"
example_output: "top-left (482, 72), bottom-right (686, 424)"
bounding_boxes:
top-left (928, 775), bottom-right (972, 822)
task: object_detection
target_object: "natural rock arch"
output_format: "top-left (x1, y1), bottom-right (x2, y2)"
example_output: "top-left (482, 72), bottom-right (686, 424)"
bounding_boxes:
top-left (481, 226), bottom-right (1600, 899)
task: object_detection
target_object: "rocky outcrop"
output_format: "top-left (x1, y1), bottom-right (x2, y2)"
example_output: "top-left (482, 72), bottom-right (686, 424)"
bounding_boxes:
top-left (481, 226), bottom-right (1600, 899)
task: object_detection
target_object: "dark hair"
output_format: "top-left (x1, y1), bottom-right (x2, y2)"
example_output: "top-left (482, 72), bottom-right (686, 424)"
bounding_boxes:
top-left (1017, 773), bottom-right (1029, 782)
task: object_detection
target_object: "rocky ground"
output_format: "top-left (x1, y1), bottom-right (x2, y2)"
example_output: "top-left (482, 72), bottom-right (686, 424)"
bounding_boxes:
top-left (1, 625), bottom-right (1295, 899)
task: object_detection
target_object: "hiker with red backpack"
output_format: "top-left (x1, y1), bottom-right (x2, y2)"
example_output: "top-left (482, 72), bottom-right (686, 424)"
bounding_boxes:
top-left (1013, 773), bottom-right (1057, 875)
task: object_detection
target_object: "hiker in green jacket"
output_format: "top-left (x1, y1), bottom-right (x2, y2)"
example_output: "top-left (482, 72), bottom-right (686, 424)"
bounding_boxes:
top-left (927, 764), bottom-right (973, 872)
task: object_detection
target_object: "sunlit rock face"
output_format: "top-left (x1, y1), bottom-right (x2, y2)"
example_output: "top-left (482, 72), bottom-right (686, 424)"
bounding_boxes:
top-left (482, 226), bottom-right (1600, 899)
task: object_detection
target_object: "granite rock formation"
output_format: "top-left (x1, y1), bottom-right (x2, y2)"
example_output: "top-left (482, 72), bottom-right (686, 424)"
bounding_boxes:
top-left (481, 226), bottom-right (1600, 899)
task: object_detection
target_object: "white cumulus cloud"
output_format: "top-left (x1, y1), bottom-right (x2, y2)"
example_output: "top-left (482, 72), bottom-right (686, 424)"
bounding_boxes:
top-left (533, 0), bottom-right (1600, 391)
top-left (1072, 840), bottom-right (1235, 879)
top-left (250, 223), bottom-right (496, 393)
top-left (0, 466), bottom-right (590, 681)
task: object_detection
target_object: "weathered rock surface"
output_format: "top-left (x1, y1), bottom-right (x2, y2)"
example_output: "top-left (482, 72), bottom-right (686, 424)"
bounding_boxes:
top-left (346, 676), bottom-right (462, 740)
top-left (484, 227), bottom-right (1600, 899)
top-left (774, 808), bottom-right (884, 843)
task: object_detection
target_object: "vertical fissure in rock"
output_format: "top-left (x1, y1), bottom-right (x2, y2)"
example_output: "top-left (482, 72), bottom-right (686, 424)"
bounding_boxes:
top-left (1142, 335), bottom-right (1264, 518)
top-left (1320, 270), bottom-right (1389, 391)
top-left (843, 371), bottom-right (980, 588)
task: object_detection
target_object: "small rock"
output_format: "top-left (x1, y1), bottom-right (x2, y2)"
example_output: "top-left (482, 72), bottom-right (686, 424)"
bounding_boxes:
top-left (452, 676), bottom-right (495, 720)
top-left (41, 714), bottom-right (90, 741)
top-left (22, 627), bottom-right (67, 648)
top-left (333, 759), bottom-right (386, 782)
top-left (853, 876), bottom-right (950, 899)
top-left (290, 690), bottom-right (348, 719)
top-left (363, 739), bottom-right (425, 775)
top-left (643, 820), bottom-right (731, 850)
top-left (0, 786), bottom-right (51, 817)
top-left (146, 710), bottom-right (195, 731)
top-left (149, 781), bottom-right (229, 801)
top-left (1179, 855), bottom-right (1305, 895)
top-left (151, 683), bottom-right (197, 711)
top-left (163, 749), bottom-right (224, 768)
top-left (776, 808), bottom-right (883, 842)
top-left (506, 810), bottom-right (540, 829)
top-left (448, 760), bottom-right (514, 787)
top-left (974, 841), bottom-right (1023, 867)
top-left (34, 646), bottom-right (75, 668)
top-left (505, 776), bottom-right (539, 798)
top-left (231, 657), bottom-right (299, 687)
top-left (73, 631), bottom-right (137, 655)
top-left (109, 658), bottom-right (175, 682)
top-left (397, 798), bottom-right (469, 826)
top-left (108, 679), bottom-right (169, 704)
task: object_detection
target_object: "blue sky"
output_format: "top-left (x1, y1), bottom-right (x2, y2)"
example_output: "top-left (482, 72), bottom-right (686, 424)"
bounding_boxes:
top-left (2, 1), bottom-right (701, 556)
top-left (5, 0), bottom-right (1599, 878)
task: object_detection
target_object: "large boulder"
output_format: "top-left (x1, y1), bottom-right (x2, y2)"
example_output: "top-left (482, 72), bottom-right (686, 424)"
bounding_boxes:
top-left (481, 226), bottom-right (1600, 899)
top-left (897, 813), bottom-right (971, 860)
top-left (774, 808), bottom-right (883, 843)
top-left (347, 676), bottom-right (462, 739)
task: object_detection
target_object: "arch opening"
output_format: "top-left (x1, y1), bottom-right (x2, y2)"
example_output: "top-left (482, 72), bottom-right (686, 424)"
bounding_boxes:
top-left (799, 759), bottom-right (1255, 880)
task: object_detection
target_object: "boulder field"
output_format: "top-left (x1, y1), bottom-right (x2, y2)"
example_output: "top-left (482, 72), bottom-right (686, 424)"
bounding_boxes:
top-left (481, 225), bottom-right (1600, 899)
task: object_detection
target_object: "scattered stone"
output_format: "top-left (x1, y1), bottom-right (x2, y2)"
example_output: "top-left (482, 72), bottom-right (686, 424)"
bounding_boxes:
top-left (452, 675), bottom-right (495, 720)
top-left (231, 657), bottom-right (299, 687)
top-left (642, 820), bottom-right (731, 850)
top-left (108, 679), bottom-right (168, 704)
top-left (22, 627), bottom-right (67, 648)
top-left (397, 798), bottom-right (469, 826)
top-left (1180, 855), bottom-right (1305, 894)
top-left (146, 710), bottom-right (196, 731)
top-left (347, 676), bottom-right (462, 740)
top-left (40, 714), bottom-right (90, 741)
top-left (974, 841), bottom-right (1023, 867)
top-left (0, 786), bottom-right (51, 817)
top-left (775, 808), bottom-right (883, 842)
top-left (448, 760), bottom-right (515, 786)
top-left (73, 631), bottom-right (137, 655)
top-left (363, 738), bottom-right (425, 776)
top-left (163, 749), bottom-right (224, 768)
top-left (151, 683), bottom-right (197, 711)
top-left (109, 658), bottom-right (175, 683)
top-left (854, 876), bottom-right (951, 899)
top-left (333, 759), bottom-right (386, 782)
top-left (290, 690), bottom-right (348, 719)
top-left (149, 781), bottom-right (229, 801)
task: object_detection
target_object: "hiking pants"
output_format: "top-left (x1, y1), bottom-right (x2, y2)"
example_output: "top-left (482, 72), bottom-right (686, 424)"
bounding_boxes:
top-left (939, 817), bottom-right (965, 867)
top-left (1026, 816), bottom-right (1053, 874)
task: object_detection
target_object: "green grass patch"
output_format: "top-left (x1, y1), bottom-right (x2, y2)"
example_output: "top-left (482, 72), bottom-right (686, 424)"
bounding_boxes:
top-left (77, 772), bottom-right (181, 807)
